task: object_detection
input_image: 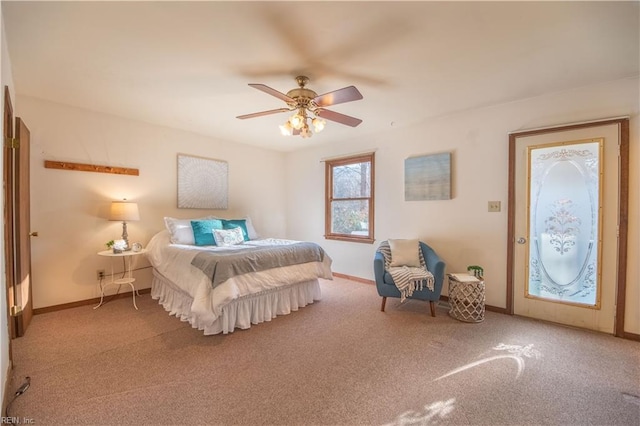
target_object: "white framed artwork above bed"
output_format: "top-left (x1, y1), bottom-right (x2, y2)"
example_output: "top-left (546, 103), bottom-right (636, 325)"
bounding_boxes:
top-left (145, 216), bottom-right (333, 335)
top-left (177, 154), bottom-right (228, 209)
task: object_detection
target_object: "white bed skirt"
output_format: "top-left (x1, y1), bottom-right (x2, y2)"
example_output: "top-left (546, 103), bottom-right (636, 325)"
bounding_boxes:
top-left (151, 268), bottom-right (322, 335)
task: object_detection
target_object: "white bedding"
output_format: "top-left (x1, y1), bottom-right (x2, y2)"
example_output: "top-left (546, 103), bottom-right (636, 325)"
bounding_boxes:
top-left (145, 230), bottom-right (332, 333)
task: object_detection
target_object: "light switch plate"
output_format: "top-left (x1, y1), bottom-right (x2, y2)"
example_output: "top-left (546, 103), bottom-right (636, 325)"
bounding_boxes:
top-left (488, 201), bottom-right (501, 212)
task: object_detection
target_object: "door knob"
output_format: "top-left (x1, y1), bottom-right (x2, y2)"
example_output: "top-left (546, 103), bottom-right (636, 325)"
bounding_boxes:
top-left (517, 237), bottom-right (526, 244)
top-left (29, 231), bottom-right (38, 237)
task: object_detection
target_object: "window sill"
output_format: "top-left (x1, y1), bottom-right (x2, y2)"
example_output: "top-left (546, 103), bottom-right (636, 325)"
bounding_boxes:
top-left (325, 234), bottom-right (375, 244)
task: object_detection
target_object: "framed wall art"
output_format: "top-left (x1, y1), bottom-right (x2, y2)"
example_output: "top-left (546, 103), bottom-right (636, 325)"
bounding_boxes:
top-left (177, 154), bottom-right (228, 209)
top-left (404, 152), bottom-right (451, 201)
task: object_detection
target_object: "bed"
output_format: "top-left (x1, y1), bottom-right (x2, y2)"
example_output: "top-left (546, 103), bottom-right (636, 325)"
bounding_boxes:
top-left (145, 225), bottom-right (333, 335)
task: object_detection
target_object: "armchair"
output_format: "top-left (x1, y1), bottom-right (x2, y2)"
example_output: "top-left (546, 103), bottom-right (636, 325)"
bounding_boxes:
top-left (374, 241), bottom-right (446, 316)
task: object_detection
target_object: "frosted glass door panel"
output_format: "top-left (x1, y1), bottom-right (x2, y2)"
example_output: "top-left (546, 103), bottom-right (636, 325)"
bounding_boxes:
top-left (527, 140), bottom-right (602, 307)
top-left (513, 122), bottom-right (620, 333)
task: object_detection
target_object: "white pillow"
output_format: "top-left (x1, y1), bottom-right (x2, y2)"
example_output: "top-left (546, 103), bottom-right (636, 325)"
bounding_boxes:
top-left (164, 215), bottom-right (219, 245)
top-left (243, 216), bottom-right (259, 240)
top-left (389, 239), bottom-right (421, 267)
top-left (213, 227), bottom-right (245, 247)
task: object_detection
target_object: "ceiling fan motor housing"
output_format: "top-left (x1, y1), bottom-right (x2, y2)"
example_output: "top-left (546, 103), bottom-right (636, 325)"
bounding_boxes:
top-left (285, 87), bottom-right (318, 110)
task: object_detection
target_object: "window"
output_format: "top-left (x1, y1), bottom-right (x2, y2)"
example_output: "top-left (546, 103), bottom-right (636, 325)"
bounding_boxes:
top-left (325, 153), bottom-right (375, 243)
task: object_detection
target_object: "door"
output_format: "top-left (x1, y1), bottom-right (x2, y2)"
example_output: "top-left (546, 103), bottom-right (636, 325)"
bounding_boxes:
top-left (508, 119), bottom-right (629, 334)
top-left (3, 88), bottom-right (33, 338)
top-left (13, 117), bottom-right (33, 336)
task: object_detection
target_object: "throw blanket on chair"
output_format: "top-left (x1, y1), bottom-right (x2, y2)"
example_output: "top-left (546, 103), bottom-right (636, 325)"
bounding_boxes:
top-left (377, 240), bottom-right (434, 302)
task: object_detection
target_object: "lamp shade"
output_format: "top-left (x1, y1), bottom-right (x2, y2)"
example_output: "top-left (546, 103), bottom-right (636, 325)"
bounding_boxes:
top-left (109, 201), bottom-right (140, 222)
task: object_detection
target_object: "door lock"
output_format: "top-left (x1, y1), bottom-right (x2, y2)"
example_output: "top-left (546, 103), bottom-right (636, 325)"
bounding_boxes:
top-left (517, 237), bottom-right (527, 244)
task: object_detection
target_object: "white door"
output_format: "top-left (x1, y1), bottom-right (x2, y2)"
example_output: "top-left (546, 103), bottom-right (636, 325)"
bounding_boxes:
top-left (512, 121), bottom-right (624, 333)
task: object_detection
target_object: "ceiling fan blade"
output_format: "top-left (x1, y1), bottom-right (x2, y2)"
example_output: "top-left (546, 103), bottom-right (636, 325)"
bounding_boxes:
top-left (316, 109), bottom-right (363, 127)
top-left (248, 83), bottom-right (294, 103)
top-left (236, 108), bottom-right (290, 120)
top-left (313, 86), bottom-right (363, 107)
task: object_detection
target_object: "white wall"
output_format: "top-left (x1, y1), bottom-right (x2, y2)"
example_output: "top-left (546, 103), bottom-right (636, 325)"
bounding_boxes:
top-left (0, 6), bottom-right (15, 410)
top-left (285, 77), bottom-right (640, 334)
top-left (16, 96), bottom-right (287, 309)
top-left (8, 76), bottom-right (640, 333)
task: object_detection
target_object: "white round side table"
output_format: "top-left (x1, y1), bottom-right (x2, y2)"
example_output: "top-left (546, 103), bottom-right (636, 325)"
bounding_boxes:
top-left (95, 249), bottom-right (147, 310)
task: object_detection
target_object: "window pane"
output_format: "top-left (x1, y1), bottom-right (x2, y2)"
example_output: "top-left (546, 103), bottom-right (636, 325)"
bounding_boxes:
top-left (331, 200), bottom-right (369, 235)
top-left (332, 161), bottom-right (370, 199)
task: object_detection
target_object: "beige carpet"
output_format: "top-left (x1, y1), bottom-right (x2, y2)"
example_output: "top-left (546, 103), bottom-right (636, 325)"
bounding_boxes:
top-left (8, 277), bottom-right (640, 425)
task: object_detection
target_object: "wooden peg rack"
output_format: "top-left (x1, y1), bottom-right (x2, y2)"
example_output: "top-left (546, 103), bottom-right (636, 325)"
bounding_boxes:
top-left (44, 160), bottom-right (139, 176)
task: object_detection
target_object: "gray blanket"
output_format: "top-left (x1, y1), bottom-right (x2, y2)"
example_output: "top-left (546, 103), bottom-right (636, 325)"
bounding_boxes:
top-left (191, 242), bottom-right (326, 288)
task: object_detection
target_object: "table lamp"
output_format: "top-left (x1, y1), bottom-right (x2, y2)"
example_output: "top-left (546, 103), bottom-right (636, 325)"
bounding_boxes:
top-left (109, 200), bottom-right (140, 251)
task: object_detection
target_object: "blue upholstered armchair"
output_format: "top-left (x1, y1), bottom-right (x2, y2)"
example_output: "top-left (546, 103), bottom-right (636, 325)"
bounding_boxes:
top-left (374, 241), bottom-right (446, 316)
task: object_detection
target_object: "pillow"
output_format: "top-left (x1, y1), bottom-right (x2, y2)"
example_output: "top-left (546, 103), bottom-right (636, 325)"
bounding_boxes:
top-left (213, 227), bottom-right (245, 247)
top-left (165, 216), bottom-right (219, 245)
top-left (389, 239), bottom-right (421, 267)
top-left (222, 219), bottom-right (250, 241)
top-left (243, 216), bottom-right (259, 240)
top-left (190, 219), bottom-right (224, 246)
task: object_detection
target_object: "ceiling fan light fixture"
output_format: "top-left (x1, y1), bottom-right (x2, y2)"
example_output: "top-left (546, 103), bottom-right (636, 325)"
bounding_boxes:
top-left (312, 117), bottom-right (326, 133)
top-left (300, 125), bottom-right (312, 139)
top-left (279, 121), bottom-right (293, 136)
top-left (289, 111), bottom-right (305, 129)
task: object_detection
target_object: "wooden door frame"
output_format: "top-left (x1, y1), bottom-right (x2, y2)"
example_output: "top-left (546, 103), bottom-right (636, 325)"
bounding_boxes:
top-left (3, 86), bottom-right (16, 344)
top-left (507, 117), bottom-right (629, 338)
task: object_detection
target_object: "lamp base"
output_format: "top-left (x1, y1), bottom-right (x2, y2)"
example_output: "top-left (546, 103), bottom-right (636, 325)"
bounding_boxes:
top-left (121, 222), bottom-right (132, 251)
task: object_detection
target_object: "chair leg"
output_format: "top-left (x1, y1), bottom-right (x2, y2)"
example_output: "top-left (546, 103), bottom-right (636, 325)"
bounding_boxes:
top-left (381, 297), bottom-right (387, 312)
top-left (429, 301), bottom-right (436, 317)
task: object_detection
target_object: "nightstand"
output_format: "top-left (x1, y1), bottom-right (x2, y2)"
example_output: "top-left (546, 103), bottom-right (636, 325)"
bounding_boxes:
top-left (95, 249), bottom-right (147, 310)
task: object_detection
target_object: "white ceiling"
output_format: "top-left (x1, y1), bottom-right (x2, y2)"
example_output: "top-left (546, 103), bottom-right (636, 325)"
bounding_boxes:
top-left (2, 1), bottom-right (638, 152)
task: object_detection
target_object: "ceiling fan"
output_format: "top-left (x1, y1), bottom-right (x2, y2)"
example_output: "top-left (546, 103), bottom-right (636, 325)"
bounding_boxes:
top-left (236, 76), bottom-right (363, 138)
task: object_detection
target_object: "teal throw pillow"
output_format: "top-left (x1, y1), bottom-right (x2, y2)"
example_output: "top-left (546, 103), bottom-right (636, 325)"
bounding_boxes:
top-left (191, 219), bottom-right (224, 246)
top-left (222, 219), bottom-right (249, 241)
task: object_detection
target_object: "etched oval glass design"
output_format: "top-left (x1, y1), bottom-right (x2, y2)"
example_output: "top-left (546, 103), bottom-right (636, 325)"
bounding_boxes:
top-left (535, 161), bottom-right (593, 285)
top-left (527, 140), bottom-right (601, 306)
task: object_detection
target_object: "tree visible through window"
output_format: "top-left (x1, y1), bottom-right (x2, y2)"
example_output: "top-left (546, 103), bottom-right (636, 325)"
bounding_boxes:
top-left (325, 153), bottom-right (375, 243)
